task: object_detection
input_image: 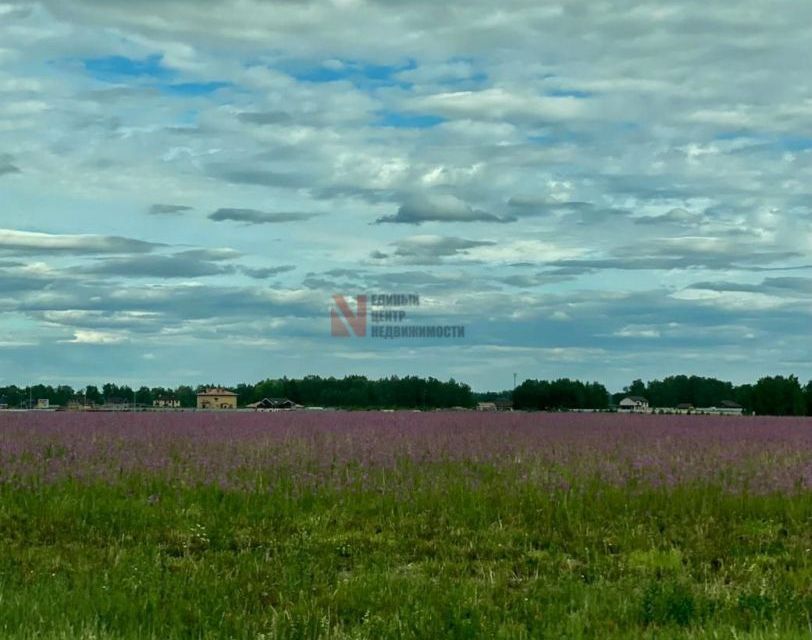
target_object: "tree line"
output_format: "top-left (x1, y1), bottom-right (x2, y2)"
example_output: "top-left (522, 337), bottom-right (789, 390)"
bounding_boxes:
top-left (1, 374), bottom-right (811, 415)
top-left (615, 375), bottom-right (812, 416)
top-left (510, 379), bottom-right (610, 411)
top-left (0, 376), bottom-right (474, 410)
top-left (233, 375), bottom-right (474, 409)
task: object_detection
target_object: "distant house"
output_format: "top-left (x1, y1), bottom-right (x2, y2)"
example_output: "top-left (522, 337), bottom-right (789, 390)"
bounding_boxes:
top-left (196, 388), bottom-right (238, 410)
top-left (618, 396), bottom-right (649, 412)
top-left (246, 398), bottom-right (298, 410)
top-left (476, 402), bottom-right (498, 412)
top-left (494, 399), bottom-right (514, 411)
top-left (101, 397), bottom-right (130, 410)
top-left (676, 403), bottom-right (694, 413)
top-left (709, 400), bottom-right (744, 416)
top-left (153, 397), bottom-right (181, 408)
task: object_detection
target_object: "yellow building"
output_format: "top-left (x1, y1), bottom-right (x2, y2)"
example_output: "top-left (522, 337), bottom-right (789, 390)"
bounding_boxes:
top-left (196, 388), bottom-right (238, 410)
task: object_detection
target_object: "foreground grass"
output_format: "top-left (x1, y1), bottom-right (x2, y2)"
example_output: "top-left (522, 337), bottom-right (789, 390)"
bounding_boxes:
top-left (1, 469), bottom-right (812, 639)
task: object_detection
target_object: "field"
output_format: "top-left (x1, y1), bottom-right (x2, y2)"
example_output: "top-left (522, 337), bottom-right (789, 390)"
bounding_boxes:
top-left (2, 412), bottom-right (812, 639)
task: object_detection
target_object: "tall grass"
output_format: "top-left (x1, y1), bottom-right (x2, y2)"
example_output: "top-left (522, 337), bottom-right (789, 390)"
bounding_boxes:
top-left (2, 470), bottom-right (812, 638)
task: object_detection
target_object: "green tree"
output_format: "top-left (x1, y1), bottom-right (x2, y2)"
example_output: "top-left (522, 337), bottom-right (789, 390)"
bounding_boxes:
top-left (626, 379), bottom-right (647, 397)
top-left (805, 381), bottom-right (812, 416)
top-left (135, 386), bottom-right (153, 406)
top-left (513, 379), bottom-right (609, 411)
top-left (752, 376), bottom-right (805, 416)
top-left (84, 385), bottom-right (103, 405)
top-left (174, 385), bottom-right (197, 408)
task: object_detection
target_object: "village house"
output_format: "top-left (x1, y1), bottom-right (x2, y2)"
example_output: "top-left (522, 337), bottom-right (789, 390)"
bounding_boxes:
top-left (646, 400), bottom-right (746, 415)
top-left (196, 388), bottom-right (238, 410)
top-left (153, 397), bottom-right (181, 408)
top-left (100, 397), bottom-right (129, 411)
top-left (618, 396), bottom-right (649, 413)
top-left (246, 398), bottom-right (298, 410)
top-left (704, 400), bottom-right (744, 416)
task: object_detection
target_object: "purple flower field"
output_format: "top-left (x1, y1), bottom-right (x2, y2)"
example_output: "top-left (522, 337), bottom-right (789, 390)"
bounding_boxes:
top-left (2, 411), bottom-right (811, 493)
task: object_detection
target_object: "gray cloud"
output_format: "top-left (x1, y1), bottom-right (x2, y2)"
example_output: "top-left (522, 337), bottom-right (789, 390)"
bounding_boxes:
top-left (499, 272), bottom-right (577, 288)
top-left (376, 195), bottom-right (510, 224)
top-left (505, 198), bottom-right (625, 227)
top-left (149, 204), bottom-right (193, 215)
top-left (207, 167), bottom-right (308, 189)
top-left (688, 277), bottom-right (812, 296)
top-left (383, 235), bottom-right (496, 264)
top-left (241, 265), bottom-right (296, 279)
top-left (209, 208), bottom-right (320, 224)
top-left (0, 154), bottom-right (21, 176)
top-left (633, 208), bottom-right (705, 226)
top-left (506, 197), bottom-right (594, 217)
top-left (0, 229), bottom-right (159, 255)
top-left (237, 111), bottom-right (294, 125)
top-left (33, 309), bottom-right (167, 334)
top-left (80, 254), bottom-right (237, 279)
top-left (175, 248), bottom-right (242, 261)
top-left (0, 265), bottom-right (64, 294)
top-left (15, 282), bottom-right (320, 323)
top-left (545, 236), bottom-right (803, 274)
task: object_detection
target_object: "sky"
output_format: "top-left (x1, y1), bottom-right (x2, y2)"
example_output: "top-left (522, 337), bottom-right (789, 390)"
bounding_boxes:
top-left (1, 0), bottom-right (811, 392)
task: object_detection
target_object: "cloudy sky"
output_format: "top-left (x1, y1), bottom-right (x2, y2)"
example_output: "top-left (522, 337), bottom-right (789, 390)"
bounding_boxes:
top-left (1, 0), bottom-right (811, 391)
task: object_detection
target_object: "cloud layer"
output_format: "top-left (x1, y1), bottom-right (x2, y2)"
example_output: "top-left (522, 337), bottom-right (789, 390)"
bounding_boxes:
top-left (0, 0), bottom-right (811, 390)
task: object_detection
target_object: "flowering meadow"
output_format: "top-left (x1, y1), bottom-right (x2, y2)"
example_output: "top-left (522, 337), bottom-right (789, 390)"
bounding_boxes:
top-left (2, 411), bottom-right (812, 638)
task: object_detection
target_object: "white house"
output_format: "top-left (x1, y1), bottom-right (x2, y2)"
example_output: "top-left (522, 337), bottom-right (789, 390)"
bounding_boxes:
top-left (704, 401), bottom-right (744, 416)
top-left (618, 396), bottom-right (649, 412)
top-left (153, 398), bottom-right (181, 408)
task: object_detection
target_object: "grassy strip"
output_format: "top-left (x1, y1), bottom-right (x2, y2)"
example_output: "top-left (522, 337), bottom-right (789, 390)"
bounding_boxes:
top-left (1, 470), bottom-right (811, 639)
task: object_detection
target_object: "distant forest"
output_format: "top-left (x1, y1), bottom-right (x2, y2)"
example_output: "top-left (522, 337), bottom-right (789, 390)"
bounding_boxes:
top-left (1, 374), bottom-right (811, 416)
top-left (508, 375), bottom-right (811, 416)
top-left (0, 376), bottom-right (473, 411)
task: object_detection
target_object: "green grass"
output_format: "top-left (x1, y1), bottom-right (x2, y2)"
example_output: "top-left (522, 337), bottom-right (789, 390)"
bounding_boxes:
top-left (2, 469), bottom-right (812, 639)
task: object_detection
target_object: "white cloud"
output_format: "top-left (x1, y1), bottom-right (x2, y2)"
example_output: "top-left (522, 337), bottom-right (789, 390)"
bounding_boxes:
top-left (471, 240), bottom-right (585, 264)
top-left (408, 88), bottom-right (589, 122)
top-left (614, 326), bottom-right (662, 339)
top-left (0, 100), bottom-right (47, 116)
top-left (66, 330), bottom-right (128, 345)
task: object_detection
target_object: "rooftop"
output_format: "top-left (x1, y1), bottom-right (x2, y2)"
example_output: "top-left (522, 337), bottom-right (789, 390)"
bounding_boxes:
top-left (197, 388), bottom-right (237, 397)
top-left (622, 396), bottom-right (648, 403)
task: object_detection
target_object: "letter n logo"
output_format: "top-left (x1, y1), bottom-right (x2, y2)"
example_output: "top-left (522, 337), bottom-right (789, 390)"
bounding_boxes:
top-left (331, 295), bottom-right (367, 337)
